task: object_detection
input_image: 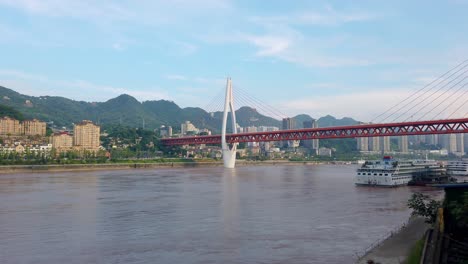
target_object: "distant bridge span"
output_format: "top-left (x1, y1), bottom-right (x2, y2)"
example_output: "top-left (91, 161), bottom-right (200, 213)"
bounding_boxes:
top-left (161, 118), bottom-right (468, 146)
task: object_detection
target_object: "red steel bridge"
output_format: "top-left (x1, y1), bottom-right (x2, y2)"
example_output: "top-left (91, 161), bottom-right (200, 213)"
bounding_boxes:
top-left (161, 118), bottom-right (468, 145)
top-left (162, 60), bottom-right (468, 147)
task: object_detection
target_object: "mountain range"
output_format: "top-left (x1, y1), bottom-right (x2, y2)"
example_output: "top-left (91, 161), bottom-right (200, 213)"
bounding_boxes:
top-left (0, 86), bottom-right (359, 132)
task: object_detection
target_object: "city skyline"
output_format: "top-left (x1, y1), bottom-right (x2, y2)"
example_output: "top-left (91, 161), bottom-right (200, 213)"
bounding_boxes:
top-left (0, 0), bottom-right (467, 121)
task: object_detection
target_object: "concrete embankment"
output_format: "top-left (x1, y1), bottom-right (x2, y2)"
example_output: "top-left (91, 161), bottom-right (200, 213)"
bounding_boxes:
top-left (0, 160), bottom-right (326, 174)
top-left (356, 216), bottom-right (429, 264)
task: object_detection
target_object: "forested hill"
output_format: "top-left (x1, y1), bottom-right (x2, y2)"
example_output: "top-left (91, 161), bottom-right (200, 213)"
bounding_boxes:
top-left (0, 86), bottom-right (359, 132)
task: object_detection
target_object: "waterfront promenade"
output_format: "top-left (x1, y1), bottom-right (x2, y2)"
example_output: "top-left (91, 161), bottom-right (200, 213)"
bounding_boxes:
top-left (357, 216), bottom-right (429, 264)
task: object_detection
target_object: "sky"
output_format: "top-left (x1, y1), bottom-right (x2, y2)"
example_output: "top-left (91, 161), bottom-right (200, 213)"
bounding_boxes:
top-left (0, 0), bottom-right (467, 121)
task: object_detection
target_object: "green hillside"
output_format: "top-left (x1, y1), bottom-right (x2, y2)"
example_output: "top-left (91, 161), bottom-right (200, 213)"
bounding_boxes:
top-left (0, 104), bottom-right (24, 120)
top-left (0, 85), bottom-right (360, 132)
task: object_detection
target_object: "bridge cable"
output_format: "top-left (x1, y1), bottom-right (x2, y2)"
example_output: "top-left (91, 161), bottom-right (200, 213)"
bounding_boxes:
top-left (233, 88), bottom-right (285, 120)
top-left (233, 88), bottom-right (284, 120)
top-left (402, 75), bottom-right (468, 121)
top-left (446, 94), bottom-right (468, 119)
top-left (371, 59), bottom-right (468, 123)
top-left (204, 87), bottom-right (226, 113)
top-left (385, 63), bottom-right (468, 122)
top-left (418, 82), bottom-right (468, 120)
top-left (234, 85), bottom-right (288, 119)
top-left (236, 89), bottom-right (286, 120)
top-left (208, 90), bottom-right (229, 115)
top-left (392, 70), bottom-right (468, 122)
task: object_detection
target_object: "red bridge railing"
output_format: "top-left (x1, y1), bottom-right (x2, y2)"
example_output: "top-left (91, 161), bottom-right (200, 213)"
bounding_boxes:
top-left (161, 118), bottom-right (468, 145)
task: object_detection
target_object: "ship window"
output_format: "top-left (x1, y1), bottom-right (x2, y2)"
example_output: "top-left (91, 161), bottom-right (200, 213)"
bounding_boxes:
top-left (374, 173), bottom-right (377, 176)
top-left (368, 173), bottom-right (371, 175)
top-left (379, 174), bottom-right (382, 176)
top-left (385, 174), bottom-right (388, 176)
top-left (358, 173), bottom-right (361, 175)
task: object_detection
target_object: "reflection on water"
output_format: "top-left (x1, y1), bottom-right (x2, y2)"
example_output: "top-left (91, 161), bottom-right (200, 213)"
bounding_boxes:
top-left (0, 165), bottom-right (442, 263)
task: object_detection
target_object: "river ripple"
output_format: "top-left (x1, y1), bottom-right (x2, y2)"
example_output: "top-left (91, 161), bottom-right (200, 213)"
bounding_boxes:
top-left (0, 165), bottom-right (442, 264)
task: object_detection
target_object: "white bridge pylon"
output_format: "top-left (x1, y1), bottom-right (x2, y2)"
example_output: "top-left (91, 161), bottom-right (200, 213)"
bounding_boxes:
top-left (221, 77), bottom-right (238, 168)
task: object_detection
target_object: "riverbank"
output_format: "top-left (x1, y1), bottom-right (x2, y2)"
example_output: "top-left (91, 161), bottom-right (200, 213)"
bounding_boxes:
top-left (0, 160), bottom-right (341, 174)
top-left (356, 216), bottom-right (429, 264)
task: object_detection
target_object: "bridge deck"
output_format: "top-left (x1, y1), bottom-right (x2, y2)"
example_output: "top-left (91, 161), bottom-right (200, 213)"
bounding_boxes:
top-left (161, 118), bottom-right (468, 145)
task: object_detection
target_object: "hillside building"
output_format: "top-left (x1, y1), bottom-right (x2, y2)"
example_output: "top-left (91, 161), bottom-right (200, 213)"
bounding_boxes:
top-left (50, 132), bottom-right (73, 151)
top-left (159, 125), bottom-right (173, 137)
top-left (73, 120), bottom-right (100, 151)
top-left (181, 121), bottom-right (197, 135)
top-left (0, 117), bottom-right (46, 136)
top-left (22, 119), bottom-right (46, 136)
top-left (0, 116), bottom-right (21, 135)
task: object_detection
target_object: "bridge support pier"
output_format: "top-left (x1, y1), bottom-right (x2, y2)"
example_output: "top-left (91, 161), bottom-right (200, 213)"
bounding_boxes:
top-left (221, 77), bottom-right (238, 168)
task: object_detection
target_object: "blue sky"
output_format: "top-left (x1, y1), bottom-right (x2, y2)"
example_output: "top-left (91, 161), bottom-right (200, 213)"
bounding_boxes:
top-left (0, 0), bottom-right (467, 121)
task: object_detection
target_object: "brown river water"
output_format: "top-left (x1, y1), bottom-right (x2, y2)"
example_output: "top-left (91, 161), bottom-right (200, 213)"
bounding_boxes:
top-left (0, 165), bottom-right (442, 264)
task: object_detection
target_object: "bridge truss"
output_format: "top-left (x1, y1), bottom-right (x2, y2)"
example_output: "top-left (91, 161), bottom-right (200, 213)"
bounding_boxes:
top-left (161, 118), bottom-right (468, 145)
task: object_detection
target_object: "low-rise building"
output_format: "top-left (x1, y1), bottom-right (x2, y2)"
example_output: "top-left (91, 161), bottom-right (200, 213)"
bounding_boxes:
top-left (318, 147), bottom-right (332, 157)
top-left (50, 132), bottom-right (73, 151)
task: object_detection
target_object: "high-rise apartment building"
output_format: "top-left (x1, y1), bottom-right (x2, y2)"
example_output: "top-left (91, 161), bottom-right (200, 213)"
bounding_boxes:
top-left (449, 134), bottom-right (458, 153)
top-left (398, 136), bottom-right (409, 153)
top-left (282, 118), bottom-right (295, 130)
top-left (303, 120), bottom-right (319, 152)
top-left (73, 120), bottom-right (100, 151)
top-left (381, 136), bottom-right (391, 153)
top-left (282, 118), bottom-right (299, 148)
top-left (440, 134), bottom-right (465, 155)
top-left (357, 137), bottom-right (369, 151)
top-left (369, 137), bottom-right (380, 152)
top-left (0, 117), bottom-right (46, 136)
top-left (0, 116), bottom-right (21, 135)
top-left (22, 119), bottom-right (46, 136)
top-left (456, 134), bottom-right (465, 155)
top-left (464, 134), bottom-right (468, 154)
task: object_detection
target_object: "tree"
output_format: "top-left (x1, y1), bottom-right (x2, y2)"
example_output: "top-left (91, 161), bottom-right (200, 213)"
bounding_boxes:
top-left (446, 192), bottom-right (468, 229)
top-left (407, 192), bottom-right (441, 224)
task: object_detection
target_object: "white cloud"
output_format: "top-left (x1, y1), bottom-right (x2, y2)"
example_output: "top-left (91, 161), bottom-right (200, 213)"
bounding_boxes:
top-left (244, 35), bottom-right (291, 56)
top-left (277, 87), bottom-right (468, 122)
top-left (112, 43), bottom-right (125, 51)
top-left (241, 30), bottom-right (372, 67)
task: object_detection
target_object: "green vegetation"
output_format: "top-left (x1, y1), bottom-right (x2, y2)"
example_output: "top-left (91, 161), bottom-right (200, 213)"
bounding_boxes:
top-left (446, 191), bottom-right (468, 230)
top-left (406, 238), bottom-right (425, 264)
top-left (0, 104), bottom-right (24, 120)
top-left (407, 193), bottom-right (442, 224)
top-left (1, 86), bottom-right (359, 132)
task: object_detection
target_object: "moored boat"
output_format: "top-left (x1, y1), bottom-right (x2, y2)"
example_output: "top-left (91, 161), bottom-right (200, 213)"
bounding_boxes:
top-left (355, 156), bottom-right (444, 187)
top-left (447, 159), bottom-right (468, 176)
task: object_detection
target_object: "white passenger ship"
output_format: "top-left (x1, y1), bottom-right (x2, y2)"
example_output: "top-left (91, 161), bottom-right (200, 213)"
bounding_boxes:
top-left (447, 159), bottom-right (468, 176)
top-left (355, 156), bottom-right (441, 187)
